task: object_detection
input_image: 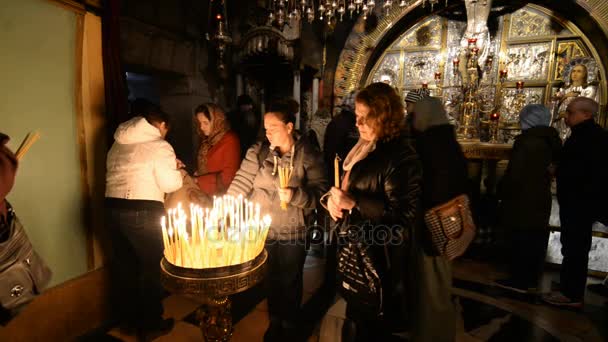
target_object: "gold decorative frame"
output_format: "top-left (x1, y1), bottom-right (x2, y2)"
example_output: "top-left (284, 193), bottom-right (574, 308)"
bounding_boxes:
top-left (334, 2), bottom-right (608, 126)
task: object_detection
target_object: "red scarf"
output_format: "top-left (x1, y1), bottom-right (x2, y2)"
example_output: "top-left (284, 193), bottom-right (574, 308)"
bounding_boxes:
top-left (197, 104), bottom-right (230, 175)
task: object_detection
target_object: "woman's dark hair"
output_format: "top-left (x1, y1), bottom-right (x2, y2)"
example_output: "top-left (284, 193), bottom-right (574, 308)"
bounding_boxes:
top-left (130, 98), bottom-right (169, 127)
top-left (194, 104), bottom-right (211, 120)
top-left (130, 98), bottom-right (158, 117)
top-left (355, 82), bottom-right (404, 141)
top-left (266, 99), bottom-right (297, 125)
top-left (143, 109), bottom-right (170, 129)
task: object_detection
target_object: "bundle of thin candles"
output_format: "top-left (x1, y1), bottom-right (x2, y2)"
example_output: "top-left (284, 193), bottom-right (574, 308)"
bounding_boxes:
top-left (278, 165), bottom-right (292, 210)
top-left (161, 195), bottom-right (272, 269)
top-left (15, 131), bottom-right (41, 161)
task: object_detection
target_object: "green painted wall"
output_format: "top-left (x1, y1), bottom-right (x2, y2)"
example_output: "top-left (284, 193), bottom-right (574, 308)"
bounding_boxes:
top-left (0, 0), bottom-right (88, 286)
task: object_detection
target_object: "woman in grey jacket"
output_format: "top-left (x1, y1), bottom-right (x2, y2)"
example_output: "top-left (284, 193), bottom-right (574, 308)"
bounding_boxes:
top-left (227, 100), bottom-right (328, 341)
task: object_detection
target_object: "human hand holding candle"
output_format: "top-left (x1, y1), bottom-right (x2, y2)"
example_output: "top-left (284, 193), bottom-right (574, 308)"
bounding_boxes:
top-left (278, 188), bottom-right (293, 204)
top-left (278, 165), bottom-right (292, 210)
top-left (328, 187), bottom-right (356, 220)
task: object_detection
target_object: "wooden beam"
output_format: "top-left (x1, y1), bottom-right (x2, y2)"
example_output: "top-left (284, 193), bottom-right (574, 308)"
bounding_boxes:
top-left (46, 0), bottom-right (86, 15)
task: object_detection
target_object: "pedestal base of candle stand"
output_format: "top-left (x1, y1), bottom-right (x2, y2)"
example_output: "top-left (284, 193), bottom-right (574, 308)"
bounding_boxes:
top-left (160, 250), bottom-right (267, 341)
top-left (196, 296), bottom-right (232, 342)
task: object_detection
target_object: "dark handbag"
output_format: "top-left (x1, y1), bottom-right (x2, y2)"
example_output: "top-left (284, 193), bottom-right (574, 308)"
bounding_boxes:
top-left (424, 194), bottom-right (476, 260)
top-left (0, 207), bottom-right (52, 314)
top-left (335, 215), bottom-right (384, 317)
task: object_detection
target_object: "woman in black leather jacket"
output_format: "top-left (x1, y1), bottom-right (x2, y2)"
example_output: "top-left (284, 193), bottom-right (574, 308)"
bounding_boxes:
top-left (326, 82), bottom-right (423, 341)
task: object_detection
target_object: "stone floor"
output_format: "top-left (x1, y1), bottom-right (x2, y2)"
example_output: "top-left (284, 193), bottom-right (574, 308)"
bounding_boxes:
top-left (82, 251), bottom-right (608, 342)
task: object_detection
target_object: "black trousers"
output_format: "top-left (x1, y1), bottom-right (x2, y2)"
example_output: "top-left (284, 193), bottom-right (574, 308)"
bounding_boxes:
top-left (342, 304), bottom-right (396, 342)
top-left (559, 215), bottom-right (593, 301)
top-left (106, 200), bottom-right (166, 329)
top-left (264, 239), bottom-right (307, 333)
top-left (508, 229), bottom-right (550, 288)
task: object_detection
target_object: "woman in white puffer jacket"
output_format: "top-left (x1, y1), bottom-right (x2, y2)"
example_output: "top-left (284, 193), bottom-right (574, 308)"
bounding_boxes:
top-left (105, 108), bottom-right (184, 339)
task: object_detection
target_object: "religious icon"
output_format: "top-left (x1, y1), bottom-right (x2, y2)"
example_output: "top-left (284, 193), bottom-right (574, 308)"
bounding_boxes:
top-left (552, 58), bottom-right (599, 140)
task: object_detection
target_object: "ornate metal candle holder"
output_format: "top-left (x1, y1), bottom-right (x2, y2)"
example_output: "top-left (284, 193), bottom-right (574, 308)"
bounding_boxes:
top-left (434, 72), bottom-right (443, 97)
top-left (458, 89), bottom-right (480, 141)
top-left (488, 111), bottom-right (500, 143)
top-left (160, 250), bottom-right (267, 341)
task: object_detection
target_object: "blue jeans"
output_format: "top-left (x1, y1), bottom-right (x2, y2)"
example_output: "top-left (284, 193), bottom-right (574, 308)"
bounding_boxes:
top-left (105, 200), bottom-right (165, 329)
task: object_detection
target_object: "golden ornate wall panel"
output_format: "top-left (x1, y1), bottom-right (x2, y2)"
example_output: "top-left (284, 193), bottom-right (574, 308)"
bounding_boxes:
top-left (501, 87), bottom-right (545, 121)
top-left (335, 3), bottom-right (608, 117)
top-left (508, 7), bottom-right (572, 38)
top-left (391, 15), bottom-right (442, 49)
top-left (370, 52), bottom-right (401, 86)
top-left (504, 42), bottom-right (552, 82)
top-left (402, 51), bottom-right (441, 87)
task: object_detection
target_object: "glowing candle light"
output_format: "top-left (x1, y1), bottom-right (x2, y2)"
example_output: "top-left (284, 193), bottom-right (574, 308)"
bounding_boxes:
top-left (161, 195), bottom-right (273, 268)
top-left (334, 154), bottom-right (340, 187)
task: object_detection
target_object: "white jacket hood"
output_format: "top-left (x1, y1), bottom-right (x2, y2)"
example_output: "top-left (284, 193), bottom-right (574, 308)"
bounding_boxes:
top-left (106, 116), bottom-right (183, 202)
top-left (114, 116), bottom-right (161, 144)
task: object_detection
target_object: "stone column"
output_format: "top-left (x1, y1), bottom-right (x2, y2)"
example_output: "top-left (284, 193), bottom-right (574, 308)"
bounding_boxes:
top-left (312, 77), bottom-right (319, 117)
top-left (293, 71), bottom-right (301, 129)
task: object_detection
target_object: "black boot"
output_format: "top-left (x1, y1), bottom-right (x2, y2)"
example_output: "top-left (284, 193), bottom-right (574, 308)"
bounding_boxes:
top-left (264, 318), bottom-right (283, 342)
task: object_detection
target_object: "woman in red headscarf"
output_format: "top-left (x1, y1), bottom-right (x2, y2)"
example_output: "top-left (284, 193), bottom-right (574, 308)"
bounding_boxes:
top-left (194, 103), bottom-right (241, 195)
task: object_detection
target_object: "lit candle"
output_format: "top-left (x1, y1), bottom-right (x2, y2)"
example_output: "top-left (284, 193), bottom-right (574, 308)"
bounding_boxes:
top-left (485, 55), bottom-right (494, 67)
top-left (334, 154), bottom-right (340, 187)
top-left (499, 69), bottom-right (508, 78)
top-left (490, 112), bottom-right (500, 121)
top-left (422, 82), bottom-right (428, 89)
top-left (161, 216), bottom-right (171, 261)
top-left (516, 81), bottom-right (525, 89)
top-left (168, 227), bottom-right (175, 264)
top-left (434, 72), bottom-right (442, 80)
top-left (453, 58), bottom-right (460, 67)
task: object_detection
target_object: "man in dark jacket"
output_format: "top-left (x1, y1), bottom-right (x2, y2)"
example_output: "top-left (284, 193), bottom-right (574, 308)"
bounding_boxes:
top-left (495, 104), bottom-right (561, 293)
top-left (323, 90), bottom-right (359, 180)
top-left (543, 97), bottom-right (608, 308)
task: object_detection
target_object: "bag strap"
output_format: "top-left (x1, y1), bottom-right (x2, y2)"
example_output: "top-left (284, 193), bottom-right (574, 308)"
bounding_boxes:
top-left (257, 140), bottom-right (271, 169)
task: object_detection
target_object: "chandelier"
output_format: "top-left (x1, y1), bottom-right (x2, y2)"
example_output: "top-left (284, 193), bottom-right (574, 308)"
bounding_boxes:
top-left (207, 0), bottom-right (232, 71)
top-left (266, 0), bottom-right (444, 27)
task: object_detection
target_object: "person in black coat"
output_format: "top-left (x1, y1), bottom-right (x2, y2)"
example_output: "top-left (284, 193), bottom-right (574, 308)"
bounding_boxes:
top-left (325, 82), bottom-right (422, 342)
top-left (410, 96), bottom-right (469, 342)
top-left (323, 91), bottom-right (359, 181)
top-left (543, 97), bottom-right (608, 308)
top-left (495, 104), bottom-right (561, 293)
top-left (227, 95), bottom-right (261, 158)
